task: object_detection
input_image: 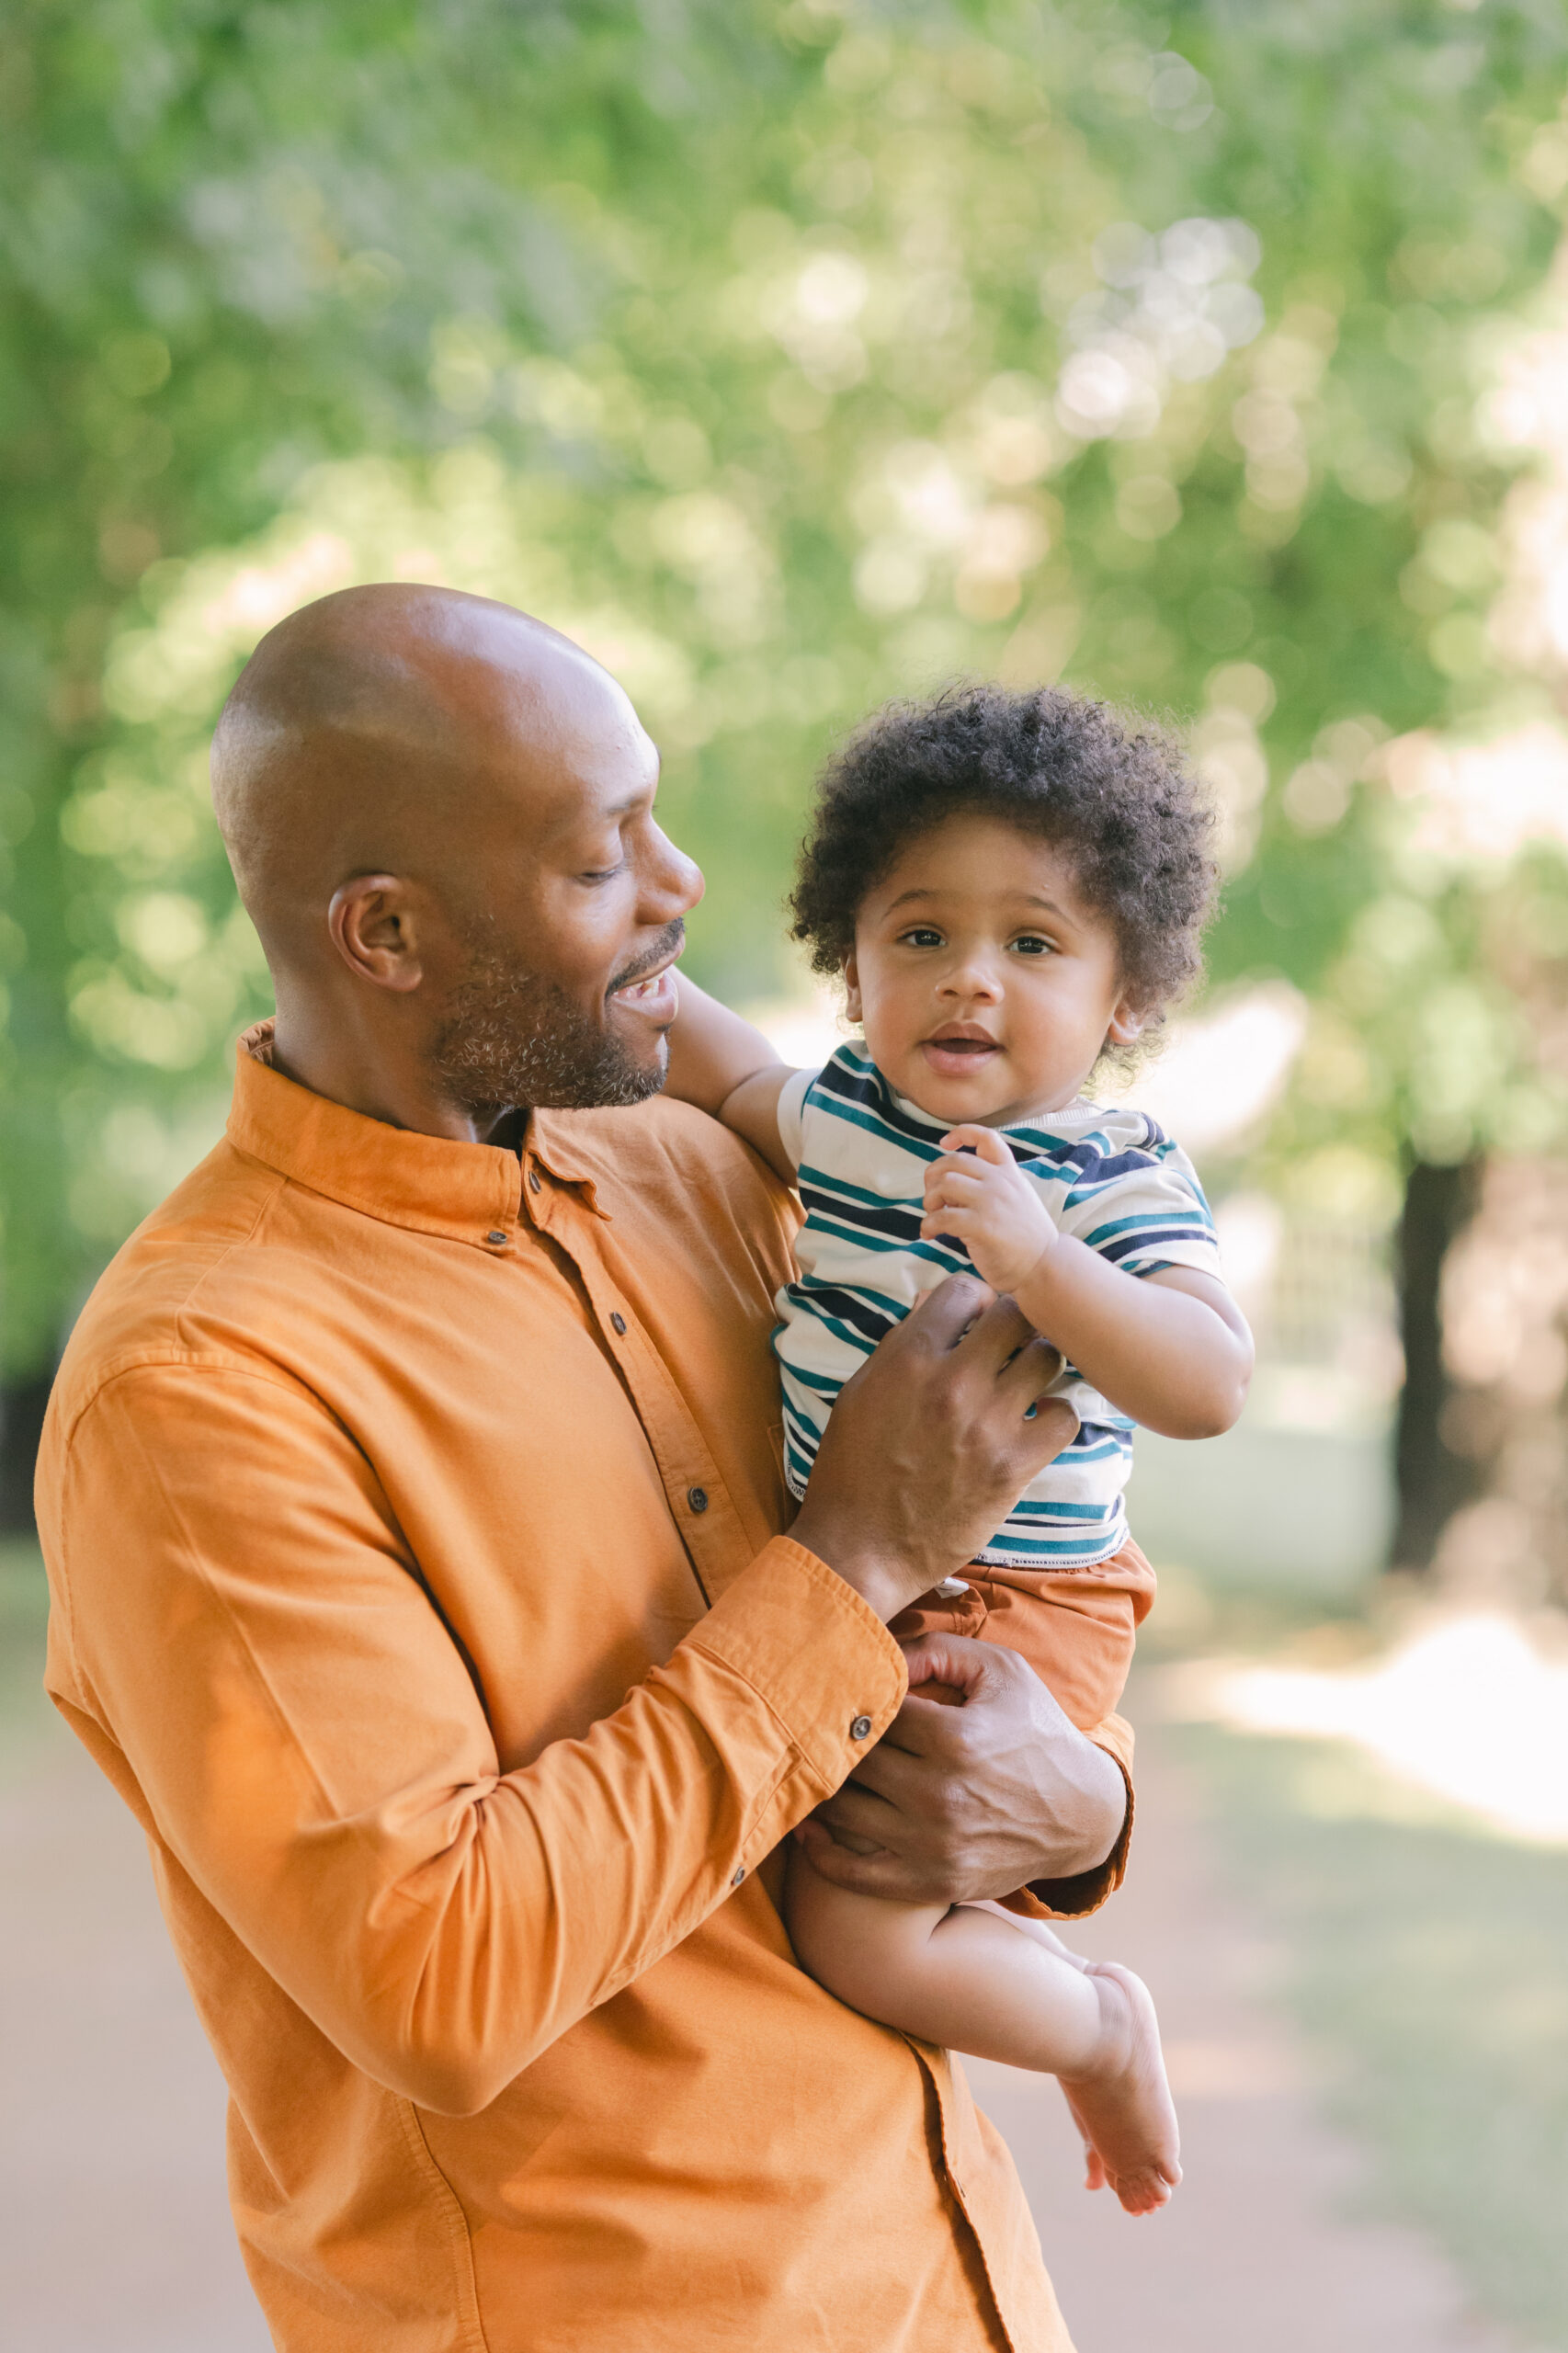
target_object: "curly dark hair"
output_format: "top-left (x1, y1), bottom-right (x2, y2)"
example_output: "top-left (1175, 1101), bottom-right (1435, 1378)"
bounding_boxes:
top-left (790, 683), bottom-right (1218, 1019)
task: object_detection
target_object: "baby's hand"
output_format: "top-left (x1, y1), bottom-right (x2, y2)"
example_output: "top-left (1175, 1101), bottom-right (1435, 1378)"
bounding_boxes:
top-left (921, 1125), bottom-right (1058, 1295)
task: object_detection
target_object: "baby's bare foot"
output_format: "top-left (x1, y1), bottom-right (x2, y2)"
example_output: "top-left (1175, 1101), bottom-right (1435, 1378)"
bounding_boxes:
top-left (1058, 1961), bottom-right (1181, 2217)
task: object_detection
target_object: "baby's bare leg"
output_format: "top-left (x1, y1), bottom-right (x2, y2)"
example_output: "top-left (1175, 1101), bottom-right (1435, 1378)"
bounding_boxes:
top-left (787, 1850), bottom-right (1180, 2215)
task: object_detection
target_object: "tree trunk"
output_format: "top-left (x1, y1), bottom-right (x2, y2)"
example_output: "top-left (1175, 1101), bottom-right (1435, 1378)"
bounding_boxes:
top-left (1390, 1156), bottom-right (1481, 1572)
top-left (1418, 1155), bottom-right (1568, 1611)
top-left (0, 1370), bottom-right (53, 1537)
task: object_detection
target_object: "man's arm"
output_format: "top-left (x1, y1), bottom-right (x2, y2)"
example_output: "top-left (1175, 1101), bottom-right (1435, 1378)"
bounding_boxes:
top-left (794, 1637), bottom-right (1132, 1913)
top-left (44, 1281), bottom-right (1074, 2113)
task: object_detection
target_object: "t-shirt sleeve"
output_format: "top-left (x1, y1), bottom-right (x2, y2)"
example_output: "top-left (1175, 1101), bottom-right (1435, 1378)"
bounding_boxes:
top-left (775, 1066), bottom-right (816, 1173)
top-left (1051, 1124), bottom-right (1223, 1279)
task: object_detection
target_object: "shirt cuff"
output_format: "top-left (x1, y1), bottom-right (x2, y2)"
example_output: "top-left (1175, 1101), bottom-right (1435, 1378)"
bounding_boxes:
top-left (999, 1710), bottom-right (1135, 1921)
top-left (683, 1536), bottom-right (907, 1798)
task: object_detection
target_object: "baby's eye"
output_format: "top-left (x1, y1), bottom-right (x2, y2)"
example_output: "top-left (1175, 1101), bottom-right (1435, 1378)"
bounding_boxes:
top-left (899, 926), bottom-right (945, 949)
top-left (1010, 933), bottom-right (1054, 956)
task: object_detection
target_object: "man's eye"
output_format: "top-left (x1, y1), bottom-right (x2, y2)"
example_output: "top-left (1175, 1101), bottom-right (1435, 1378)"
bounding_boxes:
top-left (900, 927), bottom-right (944, 949)
top-left (581, 864), bottom-right (628, 883)
top-left (1011, 933), bottom-right (1053, 956)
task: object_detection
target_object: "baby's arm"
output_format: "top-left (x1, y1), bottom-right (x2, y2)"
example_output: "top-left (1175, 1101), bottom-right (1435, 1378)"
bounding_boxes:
top-left (663, 975), bottom-right (800, 1184)
top-left (923, 1126), bottom-right (1252, 1440)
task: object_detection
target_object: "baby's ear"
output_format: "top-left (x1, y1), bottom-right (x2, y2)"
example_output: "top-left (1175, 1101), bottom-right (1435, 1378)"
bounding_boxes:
top-left (1106, 992), bottom-right (1147, 1048)
top-left (842, 951), bottom-right (864, 1025)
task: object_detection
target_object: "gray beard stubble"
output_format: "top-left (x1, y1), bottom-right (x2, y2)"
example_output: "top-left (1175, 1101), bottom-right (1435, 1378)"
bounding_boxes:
top-left (428, 942), bottom-right (672, 1117)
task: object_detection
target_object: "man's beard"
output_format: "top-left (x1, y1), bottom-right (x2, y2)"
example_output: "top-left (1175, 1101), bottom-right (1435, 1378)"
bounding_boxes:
top-left (429, 928), bottom-right (680, 1117)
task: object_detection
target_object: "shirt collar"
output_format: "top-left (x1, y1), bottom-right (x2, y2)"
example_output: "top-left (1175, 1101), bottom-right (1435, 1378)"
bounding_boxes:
top-left (227, 1022), bottom-right (607, 1245)
top-left (883, 1070), bottom-right (1104, 1138)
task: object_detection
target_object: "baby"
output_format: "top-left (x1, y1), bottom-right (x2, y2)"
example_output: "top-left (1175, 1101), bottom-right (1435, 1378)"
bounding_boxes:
top-left (665, 683), bottom-right (1253, 2215)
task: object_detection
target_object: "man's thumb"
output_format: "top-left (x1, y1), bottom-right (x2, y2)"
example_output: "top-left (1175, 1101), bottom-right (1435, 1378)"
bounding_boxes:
top-left (900, 1631), bottom-right (999, 1702)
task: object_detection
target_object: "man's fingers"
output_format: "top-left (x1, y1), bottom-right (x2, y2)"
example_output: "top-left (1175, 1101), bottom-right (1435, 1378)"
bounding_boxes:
top-left (812, 1759), bottom-right (919, 1830)
top-left (900, 1631), bottom-right (1007, 1701)
top-left (898, 1270), bottom-right (997, 1352)
top-left (795, 1821), bottom-right (941, 1902)
top-left (952, 1290), bottom-right (1038, 1374)
top-left (1012, 1392), bottom-right (1079, 1473)
top-left (997, 1332), bottom-right (1067, 1402)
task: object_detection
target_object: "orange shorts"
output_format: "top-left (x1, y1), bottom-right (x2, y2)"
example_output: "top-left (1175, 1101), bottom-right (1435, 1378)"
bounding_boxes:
top-left (889, 1534), bottom-right (1157, 1733)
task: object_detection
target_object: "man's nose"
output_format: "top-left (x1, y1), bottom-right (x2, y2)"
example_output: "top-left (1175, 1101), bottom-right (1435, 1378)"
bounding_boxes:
top-left (640, 824), bottom-right (704, 924)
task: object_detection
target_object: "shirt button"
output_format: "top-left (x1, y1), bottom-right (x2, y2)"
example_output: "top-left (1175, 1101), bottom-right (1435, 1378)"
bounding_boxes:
top-left (609, 1313), bottom-right (627, 1336)
top-left (528, 1168), bottom-right (541, 1193)
top-left (485, 1230), bottom-right (508, 1247)
top-left (687, 1486), bottom-right (709, 1515)
top-left (849, 1714), bottom-right (873, 1741)
top-left (731, 1866), bottom-right (745, 1887)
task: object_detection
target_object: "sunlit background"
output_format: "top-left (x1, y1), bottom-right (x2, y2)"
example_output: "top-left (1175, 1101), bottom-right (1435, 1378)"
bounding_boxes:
top-left (4, 6), bottom-right (1568, 2349)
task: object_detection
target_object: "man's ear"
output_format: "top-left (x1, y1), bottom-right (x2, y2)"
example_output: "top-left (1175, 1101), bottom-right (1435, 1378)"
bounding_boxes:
top-left (1105, 992), bottom-right (1147, 1050)
top-left (843, 950), bottom-right (863, 1026)
top-left (328, 874), bottom-right (425, 995)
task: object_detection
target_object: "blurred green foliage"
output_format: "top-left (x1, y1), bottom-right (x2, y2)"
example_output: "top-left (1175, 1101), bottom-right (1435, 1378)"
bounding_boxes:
top-left (6, 0), bottom-right (1568, 1374)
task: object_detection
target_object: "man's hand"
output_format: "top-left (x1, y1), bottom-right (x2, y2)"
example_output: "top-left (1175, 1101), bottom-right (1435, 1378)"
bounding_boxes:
top-left (790, 1275), bottom-right (1076, 1624)
top-left (793, 1633), bottom-right (1127, 1902)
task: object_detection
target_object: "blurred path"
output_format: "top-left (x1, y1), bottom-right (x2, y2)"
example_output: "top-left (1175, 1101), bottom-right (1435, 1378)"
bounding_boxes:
top-left (969, 1699), bottom-right (1528, 2353)
top-left (0, 1723), bottom-right (269, 2352)
top-left (0, 1692), bottom-right (1528, 2352)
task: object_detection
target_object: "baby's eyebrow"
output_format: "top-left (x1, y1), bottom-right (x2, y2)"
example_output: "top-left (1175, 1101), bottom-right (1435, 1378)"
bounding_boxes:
top-left (883, 886), bottom-right (1073, 920)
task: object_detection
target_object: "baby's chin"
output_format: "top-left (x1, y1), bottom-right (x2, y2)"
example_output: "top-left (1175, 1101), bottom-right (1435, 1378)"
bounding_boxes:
top-left (875, 1041), bottom-right (1023, 1127)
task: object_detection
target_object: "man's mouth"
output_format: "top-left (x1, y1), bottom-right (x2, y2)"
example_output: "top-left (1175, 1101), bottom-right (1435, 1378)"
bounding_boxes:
top-left (608, 929), bottom-right (684, 1022)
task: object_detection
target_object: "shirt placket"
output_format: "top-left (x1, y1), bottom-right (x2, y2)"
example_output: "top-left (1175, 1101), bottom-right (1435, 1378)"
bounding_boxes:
top-left (520, 1151), bottom-right (747, 1608)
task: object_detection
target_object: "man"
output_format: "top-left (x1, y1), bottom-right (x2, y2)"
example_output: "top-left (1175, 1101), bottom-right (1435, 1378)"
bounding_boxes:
top-left (38, 585), bottom-right (1135, 2351)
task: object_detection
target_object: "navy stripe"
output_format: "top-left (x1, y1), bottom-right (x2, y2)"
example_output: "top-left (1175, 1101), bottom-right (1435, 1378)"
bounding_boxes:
top-left (797, 1183), bottom-right (925, 1245)
top-left (781, 1283), bottom-right (897, 1347)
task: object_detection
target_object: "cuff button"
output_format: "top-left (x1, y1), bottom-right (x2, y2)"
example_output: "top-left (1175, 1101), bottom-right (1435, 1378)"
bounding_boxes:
top-left (849, 1714), bottom-right (873, 1742)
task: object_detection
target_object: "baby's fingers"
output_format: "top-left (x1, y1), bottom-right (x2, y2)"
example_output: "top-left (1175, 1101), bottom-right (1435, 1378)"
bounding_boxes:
top-left (919, 1205), bottom-right (986, 1244)
top-left (923, 1169), bottom-right (989, 1212)
top-left (939, 1123), bottom-right (1013, 1165)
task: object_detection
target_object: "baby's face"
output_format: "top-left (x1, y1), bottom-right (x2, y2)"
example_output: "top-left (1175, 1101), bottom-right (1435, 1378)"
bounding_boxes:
top-left (845, 813), bottom-right (1141, 1127)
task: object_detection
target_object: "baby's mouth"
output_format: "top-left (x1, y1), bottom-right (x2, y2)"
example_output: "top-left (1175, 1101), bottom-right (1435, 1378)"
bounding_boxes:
top-left (921, 1029), bottom-right (1001, 1070)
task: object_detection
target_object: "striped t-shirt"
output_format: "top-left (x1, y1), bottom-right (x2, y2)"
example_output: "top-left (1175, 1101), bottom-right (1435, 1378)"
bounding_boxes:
top-left (773, 1040), bottom-right (1223, 1570)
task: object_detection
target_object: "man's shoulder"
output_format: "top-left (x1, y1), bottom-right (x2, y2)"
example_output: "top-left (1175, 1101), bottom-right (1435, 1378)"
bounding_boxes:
top-left (48, 1142), bottom-right (300, 1422)
top-left (544, 1093), bottom-right (794, 1209)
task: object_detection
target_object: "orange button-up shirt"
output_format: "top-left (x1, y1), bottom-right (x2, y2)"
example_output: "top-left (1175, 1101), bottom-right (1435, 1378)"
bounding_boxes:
top-left (38, 1029), bottom-right (1126, 2352)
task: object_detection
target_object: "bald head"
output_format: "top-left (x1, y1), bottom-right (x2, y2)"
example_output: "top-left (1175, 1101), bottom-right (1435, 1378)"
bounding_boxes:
top-left (211, 583), bottom-right (641, 968)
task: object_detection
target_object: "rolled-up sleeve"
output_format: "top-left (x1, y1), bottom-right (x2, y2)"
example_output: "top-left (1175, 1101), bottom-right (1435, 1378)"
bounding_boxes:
top-left (48, 1360), bottom-right (906, 2118)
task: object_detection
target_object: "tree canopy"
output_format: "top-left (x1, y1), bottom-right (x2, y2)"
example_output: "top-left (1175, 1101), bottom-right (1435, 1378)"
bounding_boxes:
top-left (6, 0), bottom-right (1568, 1379)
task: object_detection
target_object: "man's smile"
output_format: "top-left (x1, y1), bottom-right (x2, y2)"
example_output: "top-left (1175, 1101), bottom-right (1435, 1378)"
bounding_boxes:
top-left (608, 927), bottom-right (685, 1023)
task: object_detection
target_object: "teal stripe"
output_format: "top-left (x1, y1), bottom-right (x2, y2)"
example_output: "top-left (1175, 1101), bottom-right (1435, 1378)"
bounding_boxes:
top-left (1079, 1207), bottom-right (1214, 1248)
top-left (777, 1357), bottom-right (847, 1395)
top-left (812, 1092), bottom-right (947, 1162)
top-left (797, 1162), bottom-right (920, 1212)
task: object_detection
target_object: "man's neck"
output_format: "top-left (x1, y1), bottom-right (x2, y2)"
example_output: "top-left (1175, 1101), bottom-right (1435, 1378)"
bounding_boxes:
top-left (267, 998), bottom-right (499, 1144)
